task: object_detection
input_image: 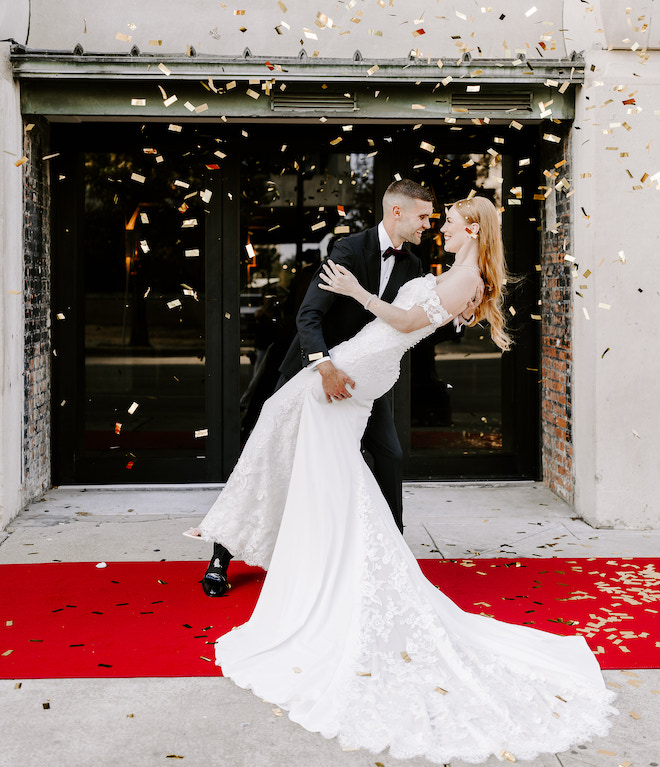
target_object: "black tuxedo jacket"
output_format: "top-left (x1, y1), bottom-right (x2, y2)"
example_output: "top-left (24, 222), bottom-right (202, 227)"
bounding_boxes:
top-left (279, 226), bottom-right (424, 381)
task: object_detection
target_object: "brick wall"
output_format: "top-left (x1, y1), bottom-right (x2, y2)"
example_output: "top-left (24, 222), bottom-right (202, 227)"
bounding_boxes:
top-left (22, 118), bottom-right (52, 498)
top-left (538, 125), bottom-right (574, 504)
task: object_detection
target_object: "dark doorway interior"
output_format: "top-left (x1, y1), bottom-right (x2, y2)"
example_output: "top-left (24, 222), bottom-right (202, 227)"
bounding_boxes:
top-left (51, 121), bottom-right (539, 484)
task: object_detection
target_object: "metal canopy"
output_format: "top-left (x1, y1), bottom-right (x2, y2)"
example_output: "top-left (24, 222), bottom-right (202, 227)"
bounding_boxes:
top-left (11, 46), bottom-right (583, 122)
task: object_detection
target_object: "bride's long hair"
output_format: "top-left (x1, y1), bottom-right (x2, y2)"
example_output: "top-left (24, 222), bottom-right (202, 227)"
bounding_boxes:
top-left (452, 197), bottom-right (511, 351)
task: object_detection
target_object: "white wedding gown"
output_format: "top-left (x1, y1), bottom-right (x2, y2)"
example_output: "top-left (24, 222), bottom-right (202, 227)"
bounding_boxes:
top-left (196, 274), bottom-right (616, 764)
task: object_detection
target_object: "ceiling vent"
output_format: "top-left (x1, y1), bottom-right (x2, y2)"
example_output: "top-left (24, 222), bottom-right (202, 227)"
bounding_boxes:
top-left (450, 92), bottom-right (532, 113)
top-left (271, 91), bottom-right (358, 112)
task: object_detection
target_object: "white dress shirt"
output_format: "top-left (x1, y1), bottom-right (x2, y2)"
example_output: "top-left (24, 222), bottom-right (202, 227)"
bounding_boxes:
top-left (377, 221), bottom-right (396, 297)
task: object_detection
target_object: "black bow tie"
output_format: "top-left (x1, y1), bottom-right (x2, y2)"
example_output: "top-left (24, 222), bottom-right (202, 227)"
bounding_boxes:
top-left (382, 246), bottom-right (408, 261)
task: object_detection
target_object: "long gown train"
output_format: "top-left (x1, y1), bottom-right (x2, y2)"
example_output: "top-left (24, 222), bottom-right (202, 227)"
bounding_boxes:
top-left (196, 275), bottom-right (616, 764)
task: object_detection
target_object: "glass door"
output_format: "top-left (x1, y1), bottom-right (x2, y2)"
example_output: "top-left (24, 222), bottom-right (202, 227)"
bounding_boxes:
top-left (235, 127), bottom-right (378, 443)
top-left (52, 124), bottom-right (222, 483)
top-left (391, 127), bottom-right (540, 479)
top-left (82, 152), bottom-right (207, 475)
top-left (51, 122), bottom-right (539, 485)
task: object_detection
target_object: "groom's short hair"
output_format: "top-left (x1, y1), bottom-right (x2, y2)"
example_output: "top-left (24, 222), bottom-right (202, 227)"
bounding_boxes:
top-left (383, 179), bottom-right (434, 209)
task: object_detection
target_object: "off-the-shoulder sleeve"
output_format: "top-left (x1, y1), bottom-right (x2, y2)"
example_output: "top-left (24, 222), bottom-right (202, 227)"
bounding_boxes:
top-left (415, 273), bottom-right (451, 327)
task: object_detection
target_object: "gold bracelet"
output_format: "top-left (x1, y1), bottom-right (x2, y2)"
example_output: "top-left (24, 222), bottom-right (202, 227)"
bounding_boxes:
top-left (364, 294), bottom-right (377, 311)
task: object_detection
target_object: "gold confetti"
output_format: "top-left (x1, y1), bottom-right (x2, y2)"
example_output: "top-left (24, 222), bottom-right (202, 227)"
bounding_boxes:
top-left (293, 667), bottom-right (302, 674)
top-left (115, 32), bottom-right (132, 42)
top-left (499, 751), bottom-right (516, 763)
top-left (194, 429), bottom-right (208, 439)
top-left (355, 671), bottom-right (371, 676)
top-left (14, 156), bottom-right (28, 167)
top-left (2, 649), bottom-right (13, 657)
top-left (434, 686), bottom-right (448, 694)
top-left (158, 63), bottom-right (172, 76)
top-left (127, 402), bottom-right (139, 415)
top-left (272, 707), bottom-right (283, 716)
top-left (400, 651), bottom-right (411, 663)
top-left (163, 95), bottom-right (178, 107)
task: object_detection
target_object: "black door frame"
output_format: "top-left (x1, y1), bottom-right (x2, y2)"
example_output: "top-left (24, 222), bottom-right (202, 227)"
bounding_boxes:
top-left (51, 123), bottom-right (233, 483)
top-left (51, 121), bottom-right (540, 484)
top-left (388, 128), bottom-right (541, 480)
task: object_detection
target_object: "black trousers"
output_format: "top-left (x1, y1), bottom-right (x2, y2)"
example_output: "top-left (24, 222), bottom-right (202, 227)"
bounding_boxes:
top-left (361, 394), bottom-right (404, 532)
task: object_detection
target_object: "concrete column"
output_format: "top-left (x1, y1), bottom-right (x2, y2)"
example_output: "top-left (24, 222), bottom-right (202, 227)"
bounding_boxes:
top-left (0, 3), bottom-right (29, 528)
top-left (572, 50), bottom-right (660, 528)
top-left (0, 56), bottom-right (25, 529)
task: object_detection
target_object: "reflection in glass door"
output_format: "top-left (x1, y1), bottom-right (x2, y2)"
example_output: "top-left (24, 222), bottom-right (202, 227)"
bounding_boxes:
top-left (236, 139), bottom-right (376, 441)
top-left (409, 151), bottom-right (504, 458)
top-left (82, 150), bottom-right (207, 478)
top-left (395, 131), bottom-right (539, 479)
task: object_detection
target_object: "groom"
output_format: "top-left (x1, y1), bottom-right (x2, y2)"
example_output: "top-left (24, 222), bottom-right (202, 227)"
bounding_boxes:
top-left (279, 178), bottom-right (433, 525)
top-left (202, 179), bottom-right (471, 596)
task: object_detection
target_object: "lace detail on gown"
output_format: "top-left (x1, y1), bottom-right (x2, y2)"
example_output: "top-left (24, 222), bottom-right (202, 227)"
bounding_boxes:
top-left (195, 274), bottom-right (616, 763)
top-left (331, 484), bottom-right (617, 763)
top-left (198, 274), bottom-right (449, 567)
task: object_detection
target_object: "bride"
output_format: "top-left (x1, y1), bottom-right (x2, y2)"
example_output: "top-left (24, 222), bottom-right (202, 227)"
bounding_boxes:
top-left (186, 197), bottom-right (616, 764)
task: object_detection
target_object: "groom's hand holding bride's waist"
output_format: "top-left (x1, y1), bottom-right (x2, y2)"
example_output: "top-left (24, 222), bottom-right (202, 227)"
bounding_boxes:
top-left (317, 360), bottom-right (356, 403)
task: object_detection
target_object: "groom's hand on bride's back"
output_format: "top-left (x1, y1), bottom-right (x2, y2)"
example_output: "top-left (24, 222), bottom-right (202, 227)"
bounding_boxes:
top-left (317, 360), bottom-right (356, 403)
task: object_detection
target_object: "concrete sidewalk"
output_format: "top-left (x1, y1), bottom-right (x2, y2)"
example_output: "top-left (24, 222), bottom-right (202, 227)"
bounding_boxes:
top-left (1, 482), bottom-right (659, 767)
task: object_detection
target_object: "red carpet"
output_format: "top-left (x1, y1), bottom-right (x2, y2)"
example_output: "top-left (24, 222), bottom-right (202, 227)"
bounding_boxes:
top-left (1, 558), bottom-right (659, 679)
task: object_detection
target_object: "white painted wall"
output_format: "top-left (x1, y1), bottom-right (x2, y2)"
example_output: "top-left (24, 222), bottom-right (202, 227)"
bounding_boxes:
top-left (25, 0), bottom-right (566, 59)
top-left (563, 1), bottom-right (660, 528)
top-left (0, 1), bottom-right (29, 528)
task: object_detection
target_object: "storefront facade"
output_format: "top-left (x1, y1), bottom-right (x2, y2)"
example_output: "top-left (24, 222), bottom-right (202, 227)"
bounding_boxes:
top-left (1, 1), bottom-right (659, 528)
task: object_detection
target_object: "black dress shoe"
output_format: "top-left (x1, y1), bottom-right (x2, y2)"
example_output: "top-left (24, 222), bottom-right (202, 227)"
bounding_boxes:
top-left (202, 543), bottom-right (233, 597)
